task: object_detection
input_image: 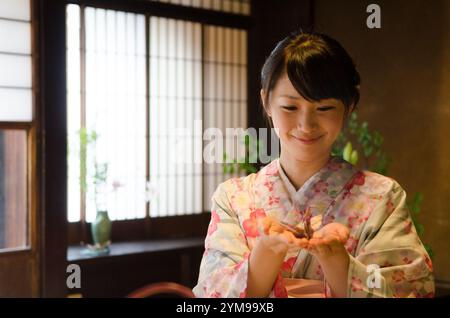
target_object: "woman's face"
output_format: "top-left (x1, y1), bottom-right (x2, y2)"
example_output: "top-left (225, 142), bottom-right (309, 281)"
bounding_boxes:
top-left (261, 73), bottom-right (347, 163)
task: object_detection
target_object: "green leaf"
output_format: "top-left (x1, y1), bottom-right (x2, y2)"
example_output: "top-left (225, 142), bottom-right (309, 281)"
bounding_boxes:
top-left (350, 150), bottom-right (358, 165)
top-left (343, 142), bottom-right (352, 162)
top-left (364, 146), bottom-right (373, 158)
top-left (415, 223), bottom-right (424, 236)
top-left (425, 245), bottom-right (433, 259)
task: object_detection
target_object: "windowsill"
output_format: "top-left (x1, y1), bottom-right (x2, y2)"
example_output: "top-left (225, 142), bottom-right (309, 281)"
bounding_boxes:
top-left (67, 237), bottom-right (204, 262)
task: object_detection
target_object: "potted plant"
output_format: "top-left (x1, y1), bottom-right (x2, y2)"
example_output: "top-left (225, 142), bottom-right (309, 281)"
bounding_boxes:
top-left (78, 128), bottom-right (112, 255)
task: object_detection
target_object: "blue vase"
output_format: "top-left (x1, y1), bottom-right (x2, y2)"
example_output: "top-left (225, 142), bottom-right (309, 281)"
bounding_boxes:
top-left (91, 210), bottom-right (112, 250)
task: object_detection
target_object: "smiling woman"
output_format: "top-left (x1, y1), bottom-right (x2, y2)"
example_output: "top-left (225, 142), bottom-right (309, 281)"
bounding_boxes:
top-left (193, 30), bottom-right (434, 298)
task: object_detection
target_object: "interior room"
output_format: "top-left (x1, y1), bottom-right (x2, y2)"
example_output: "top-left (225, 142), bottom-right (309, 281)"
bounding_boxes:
top-left (0, 0), bottom-right (449, 298)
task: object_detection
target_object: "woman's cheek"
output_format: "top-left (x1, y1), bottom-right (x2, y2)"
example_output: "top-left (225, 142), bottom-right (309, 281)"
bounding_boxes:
top-left (271, 116), bottom-right (288, 136)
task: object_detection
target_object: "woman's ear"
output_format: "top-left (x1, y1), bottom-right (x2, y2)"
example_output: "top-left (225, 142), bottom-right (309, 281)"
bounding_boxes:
top-left (260, 89), bottom-right (271, 116)
top-left (344, 102), bottom-right (356, 119)
top-left (349, 103), bottom-right (355, 115)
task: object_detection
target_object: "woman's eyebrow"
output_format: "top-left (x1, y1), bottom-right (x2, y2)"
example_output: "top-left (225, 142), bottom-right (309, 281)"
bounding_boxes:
top-left (278, 94), bottom-right (301, 99)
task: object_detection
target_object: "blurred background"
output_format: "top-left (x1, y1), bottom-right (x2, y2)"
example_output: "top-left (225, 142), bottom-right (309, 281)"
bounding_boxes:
top-left (0, 0), bottom-right (448, 297)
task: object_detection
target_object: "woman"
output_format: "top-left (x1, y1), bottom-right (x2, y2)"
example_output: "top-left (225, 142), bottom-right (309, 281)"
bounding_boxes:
top-left (193, 31), bottom-right (434, 298)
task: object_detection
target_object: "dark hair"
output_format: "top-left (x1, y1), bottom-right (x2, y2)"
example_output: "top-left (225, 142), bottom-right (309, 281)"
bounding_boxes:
top-left (261, 31), bottom-right (360, 119)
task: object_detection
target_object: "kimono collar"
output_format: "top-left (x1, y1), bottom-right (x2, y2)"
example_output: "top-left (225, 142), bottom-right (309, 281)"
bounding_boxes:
top-left (255, 155), bottom-right (359, 225)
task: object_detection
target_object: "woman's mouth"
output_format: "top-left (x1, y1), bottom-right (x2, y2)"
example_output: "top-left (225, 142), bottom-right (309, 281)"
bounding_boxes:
top-left (291, 135), bottom-right (323, 145)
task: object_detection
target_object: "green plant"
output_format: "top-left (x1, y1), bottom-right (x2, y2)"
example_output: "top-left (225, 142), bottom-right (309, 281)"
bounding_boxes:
top-left (78, 128), bottom-right (109, 211)
top-left (331, 112), bottom-right (390, 174)
top-left (223, 133), bottom-right (264, 175)
top-left (407, 192), bottom-right (433, 259)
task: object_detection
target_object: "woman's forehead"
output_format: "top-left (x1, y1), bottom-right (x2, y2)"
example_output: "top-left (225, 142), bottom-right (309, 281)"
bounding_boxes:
top-left (271, 74), bottom-right (343, 105)
top-left (272, 74), bottom-right (299, 97)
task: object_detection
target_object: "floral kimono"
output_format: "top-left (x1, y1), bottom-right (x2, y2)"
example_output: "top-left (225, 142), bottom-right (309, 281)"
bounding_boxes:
top-left (192, 156), bottom-right (435, 298)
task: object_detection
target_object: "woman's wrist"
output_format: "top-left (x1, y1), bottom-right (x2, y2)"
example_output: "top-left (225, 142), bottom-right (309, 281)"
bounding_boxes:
top-left (258, 235), bottom-right (289, 256)
top-left (316, 250), bottom-right (350, 298)
top-left (247, 237), bottom-right (287, 297)
top-left (316, 246), bottom-right (349, 266)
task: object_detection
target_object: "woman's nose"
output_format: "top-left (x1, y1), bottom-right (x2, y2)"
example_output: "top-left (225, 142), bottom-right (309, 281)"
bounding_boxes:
top-left (297, 111), bottom-right (318, 133)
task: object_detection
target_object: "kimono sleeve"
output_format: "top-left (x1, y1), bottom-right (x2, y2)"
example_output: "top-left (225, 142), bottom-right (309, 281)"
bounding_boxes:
top-left (343, 182), bottom-right (435, 298)
top-left (192, 181), bottom-right (251, 298)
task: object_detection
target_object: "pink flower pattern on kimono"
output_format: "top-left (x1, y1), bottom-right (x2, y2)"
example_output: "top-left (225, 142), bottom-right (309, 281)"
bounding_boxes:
top-left (272, 273), bottom-right (288, 298)
top-left (264, 181), bottom-right (274, 192)
top-left (242, 208), bottom-right (266, 238)
top-left (402, 257), bottom-right (413, 265)
top-left (265, 162), bottom-right (279, 176)
top-left (386, 200), bottom-right (395, 215)
top-left (424, 255), bottom-right (433, 271)
top-left (351, 277), bottom-right (363, 292)
top-left (345, 235), bottom-right (359, 254)
top-left (268, 196), bottom-right (280, 206)
top-left (281, 256), bottom-right (297, 273)
top-left (313, 180), bottom-right (329, 194)
top-left (207, 210), bottom-right (220, 236)
top-left (343, 171), bottom-right (365, 199)
top-left (403, 220), bottom-right (413, 235)
top-left (382, 261), bottom-right (394, 268)
top-left (414, 290), bottom-right (434, 298)
top-left (347, 211), bottom-right (369, 229)
top-left (316, 264), bottom-right (323, 278)
top-left (392, 270), bottom-right (406, 283)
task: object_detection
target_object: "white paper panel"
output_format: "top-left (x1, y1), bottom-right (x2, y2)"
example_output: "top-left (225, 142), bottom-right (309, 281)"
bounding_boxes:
top-left (0, 88), bottom-right (32, 121)
top-left (0, 54), bottom-right (31, 88)
top-left (0, 1), bottom-right (32, 123)
top-left (67, 6), bottom-right (147, 222)
top-left (202, 25), bottom-right (248, 211)
top-left (0, 20), bottom-right (30, 54)
top-left (0, 0), bottom-right (30, 21)
top-left (66, 4), bottom-right (81, 222)
top-left (149, 16), bottom-right (202, 217)
top-left (85, 8), bottom-right (146, 222)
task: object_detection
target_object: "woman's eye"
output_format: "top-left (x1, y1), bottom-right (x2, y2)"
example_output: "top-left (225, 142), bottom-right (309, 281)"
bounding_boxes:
top-left (282, 106), bottom-right (297, 111)
top-left (317, 106), bottom-right (335, 112)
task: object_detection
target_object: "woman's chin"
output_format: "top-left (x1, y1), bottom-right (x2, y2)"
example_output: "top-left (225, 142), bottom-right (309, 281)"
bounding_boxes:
top-left (284, 147), bottom-right (331, 163)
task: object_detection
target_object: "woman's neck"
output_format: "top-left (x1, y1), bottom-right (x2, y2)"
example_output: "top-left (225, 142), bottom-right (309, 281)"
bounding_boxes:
top-left (279, 152), bottom-right (331, 191)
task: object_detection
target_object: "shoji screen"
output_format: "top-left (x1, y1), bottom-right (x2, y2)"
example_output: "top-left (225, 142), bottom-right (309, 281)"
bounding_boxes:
top-left (67, 4), bottom-right (249, 220)
top-left (149, 17), bottom-right (203, 217)
top-left (0, 0), bottom-right (32, 250)
top-left (0, 0), bottom-right (32, 122)
top-left (152, 0), bottom-right (251, 15)
top-left (67, 5), bottom-right (147, 222)
top-left (203, 25), bottom-right (247, 212)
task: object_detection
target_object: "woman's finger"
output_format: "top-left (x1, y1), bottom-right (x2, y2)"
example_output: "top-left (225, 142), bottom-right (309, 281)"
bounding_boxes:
top-left (315, 241), bottom-right (331, 255)
top-left (336, 225), bottom-right (350, 242)
top-left (282, 230), bottom-right (297, 243)
top-left (294, 237), bottom-right (309, 248)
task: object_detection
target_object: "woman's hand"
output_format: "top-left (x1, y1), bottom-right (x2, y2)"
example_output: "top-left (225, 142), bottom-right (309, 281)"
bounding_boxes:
top-left (247, 216), bottom-right (309, 297)
top-left (306, 222), bottom-right (350, 297)
top-left (307, 222), bottom-right (349, 260)
top-left (258, 216), bottom-right (309, 254)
